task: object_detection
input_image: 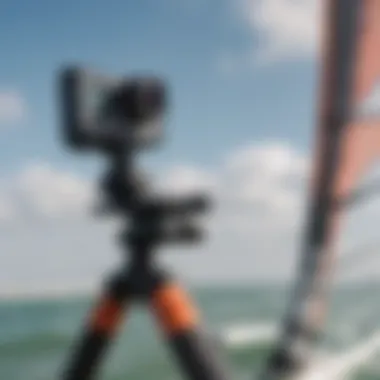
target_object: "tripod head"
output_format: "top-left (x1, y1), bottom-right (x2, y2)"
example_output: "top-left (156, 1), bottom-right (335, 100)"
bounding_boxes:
top-left (100, 150), bottom-right (211, 250)
top-left (57, 65), bottom-right (212, 258)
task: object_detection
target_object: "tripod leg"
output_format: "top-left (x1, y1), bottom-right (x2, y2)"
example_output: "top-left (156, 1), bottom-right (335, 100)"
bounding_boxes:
top-left (62, 279), bottom-right (129, 380)
top-left (151, 282), bottom-right (231, 380)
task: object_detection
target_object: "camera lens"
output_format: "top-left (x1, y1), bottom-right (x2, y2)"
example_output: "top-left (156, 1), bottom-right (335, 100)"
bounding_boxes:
top-left (108, 78), bottom-right (166, 124)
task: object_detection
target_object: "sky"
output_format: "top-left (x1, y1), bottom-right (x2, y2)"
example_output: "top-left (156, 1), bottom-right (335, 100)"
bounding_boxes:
top-left (1, 0), bottom-right (380, 297)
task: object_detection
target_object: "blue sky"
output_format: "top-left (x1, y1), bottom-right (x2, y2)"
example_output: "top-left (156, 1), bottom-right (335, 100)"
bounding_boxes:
top-left (0, 0), bottom-right (317, 174)
top-left (4, 0), bottom-right (376, 295)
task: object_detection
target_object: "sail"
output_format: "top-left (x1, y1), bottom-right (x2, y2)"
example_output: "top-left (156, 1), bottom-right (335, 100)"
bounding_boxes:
top-left (262, 0), bottom-right (380, 378)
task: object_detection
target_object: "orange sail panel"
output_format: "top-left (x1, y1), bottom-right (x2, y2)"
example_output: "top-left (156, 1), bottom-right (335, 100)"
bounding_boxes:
top-left (333, 0), bottom-right (380, 202)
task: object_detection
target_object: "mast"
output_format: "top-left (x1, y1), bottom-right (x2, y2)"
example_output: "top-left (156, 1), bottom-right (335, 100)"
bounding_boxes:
top-left (262, 1), bottom-right (380, 378)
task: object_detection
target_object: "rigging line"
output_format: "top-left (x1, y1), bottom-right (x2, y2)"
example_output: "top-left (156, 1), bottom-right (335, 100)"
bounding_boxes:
top-left (335, 178), bottom-right (380, 209)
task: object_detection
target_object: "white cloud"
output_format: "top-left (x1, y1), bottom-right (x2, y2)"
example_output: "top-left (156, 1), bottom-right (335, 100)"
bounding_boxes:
top-left (0, 90), bottom-right (26, 125)
top-left (152, 143), bottom-right (309, 252)
top-left (222, 142), bottom-right (308, 221)
top-left (158, 142), bottom-right (380, 284)
top-left (0, 162), bottom-right (96, 221)
top-left (0, 142), bottom-right (308, 294)
top-left (231, 0), bottom-right (322, 65)
top-left (158, 142), bottom-right (308, 211)
top-left (156, 165), bottom-right (218, 196)
top-left (226, 141), bottom-right (308, 176)
top-left (1, 141), bottom-right (380, 294)
top-left (17, 163), bottom-right (95, 218)
top-left (0, 192), bottom-right (15, 222)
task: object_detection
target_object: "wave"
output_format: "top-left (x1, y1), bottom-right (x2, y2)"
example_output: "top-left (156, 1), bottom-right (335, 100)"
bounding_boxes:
top-left (288, 331), bottom-right (380, 380)
top-left (217, 321), bottom-right (277, 349)
top-left (216, 320), bottom-right (380, 380)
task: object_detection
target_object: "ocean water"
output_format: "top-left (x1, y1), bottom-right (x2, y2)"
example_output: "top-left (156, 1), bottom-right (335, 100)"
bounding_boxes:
top-left (0, 283), bottom-right (380, 380)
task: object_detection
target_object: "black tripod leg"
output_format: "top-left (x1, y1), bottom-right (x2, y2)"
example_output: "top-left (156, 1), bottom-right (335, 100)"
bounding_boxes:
top-left (151, 282), bottom-right (231, 380)
top-left (62, 278), bottom-right (130, 380)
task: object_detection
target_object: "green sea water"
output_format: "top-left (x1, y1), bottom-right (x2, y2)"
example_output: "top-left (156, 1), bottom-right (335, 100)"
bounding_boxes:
top-left (0, 284), bottom-right (379, 380)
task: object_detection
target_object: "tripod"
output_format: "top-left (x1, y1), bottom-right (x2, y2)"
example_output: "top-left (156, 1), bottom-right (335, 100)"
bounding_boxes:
top-left (61, 152), bottom-right (231, 380)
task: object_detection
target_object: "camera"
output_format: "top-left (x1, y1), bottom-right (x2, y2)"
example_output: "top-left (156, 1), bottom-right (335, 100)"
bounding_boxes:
top-left (58, 66), bottom-right (167, 152)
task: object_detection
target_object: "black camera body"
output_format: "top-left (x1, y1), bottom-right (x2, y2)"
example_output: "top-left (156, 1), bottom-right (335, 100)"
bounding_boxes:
top-left (58, 66), bottom-right (167, 152)
top-left (56, 65), bottom-right (210, 248)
